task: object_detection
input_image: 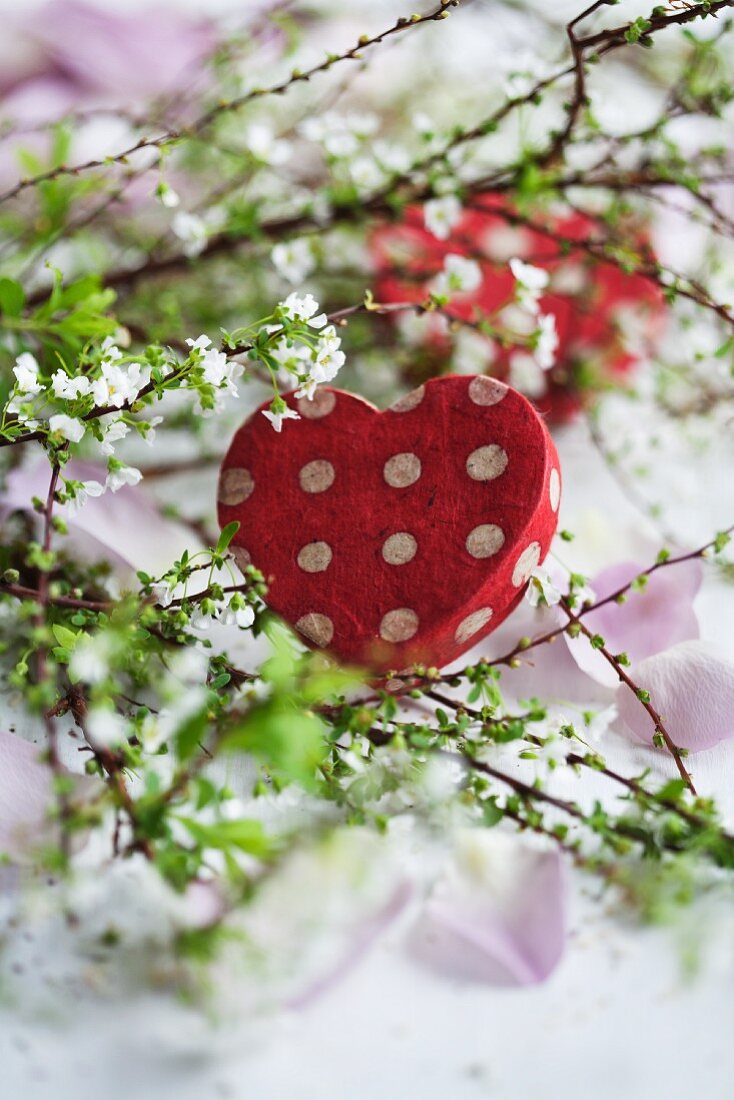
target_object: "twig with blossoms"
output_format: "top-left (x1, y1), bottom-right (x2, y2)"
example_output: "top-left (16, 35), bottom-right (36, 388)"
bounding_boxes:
top-left (0, 0), bottom-right (462, 208)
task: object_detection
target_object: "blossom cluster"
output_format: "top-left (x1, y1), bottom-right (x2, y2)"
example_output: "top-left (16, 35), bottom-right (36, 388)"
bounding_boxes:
top-left (229, 291), bottom-right (346, 431)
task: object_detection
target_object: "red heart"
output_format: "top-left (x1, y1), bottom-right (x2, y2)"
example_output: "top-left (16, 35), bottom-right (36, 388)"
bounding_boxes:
top-left (218, 376), bottom-right (560, 672)
top-left (371, 196), bottom-right (663, 423)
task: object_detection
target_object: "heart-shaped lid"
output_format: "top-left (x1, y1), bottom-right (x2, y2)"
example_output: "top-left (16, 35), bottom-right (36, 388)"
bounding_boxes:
top-left (218, 375), bottom-right (561, 672)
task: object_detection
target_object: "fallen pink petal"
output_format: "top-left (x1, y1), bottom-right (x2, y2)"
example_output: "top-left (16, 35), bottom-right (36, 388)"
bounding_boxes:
top-left (0, 728), bottom-right (97, 861)
top-left (0, 457), bottom-right (200, 580)
top-left (616, 640), bottom-right (734, 754)
top-left (408, 831), bottom-right (566, 987)
top-left (566, 557), bottom-right (702, 687)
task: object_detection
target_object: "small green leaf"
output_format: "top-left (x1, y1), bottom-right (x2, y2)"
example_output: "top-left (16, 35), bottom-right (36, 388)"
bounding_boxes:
top-left (52, 624), bottom-right (79, 649)
top-left (217, 521), bottom-right (240, 554)
top-left (0, 277), bottom-right (26, 317)
top-left (482, 798), bottom-right (504, 827)
top-left (224, 701), bottom-right (328, 790)
top-left (177, 816), bottom-right (272, 857)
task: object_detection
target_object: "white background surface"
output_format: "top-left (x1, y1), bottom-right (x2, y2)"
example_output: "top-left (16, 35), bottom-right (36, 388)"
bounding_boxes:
top-left (1, 419), bottom-right (733, 1100)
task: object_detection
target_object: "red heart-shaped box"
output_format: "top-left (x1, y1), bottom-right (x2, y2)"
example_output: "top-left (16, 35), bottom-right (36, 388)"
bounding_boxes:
top-left (218, 375), bottom-right (561, 672)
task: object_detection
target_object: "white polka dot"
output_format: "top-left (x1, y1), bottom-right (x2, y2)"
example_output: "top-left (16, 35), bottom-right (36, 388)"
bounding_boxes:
top-left (466, 524), bottom-right (505, 559)
top-left (455, 607), bottom-right (493, 645)
top-left (297, 541), bottom-right (332, 573)
top-left (382, 532), bottom-right (417, 565)
top-left (295, 613), bottom-right (334, 647)
top-left (383, 452), bottom-right (421, 488)
top-left (218, 467), bottom-right (254, 505)
top-left (466, 444), bottom-right (508, 481)
top-left (298, 390), bottom-right (336, 419)
top-left (379, 608), bottom-right (419, 643)
top-left (468, 376), bottom-right (508, 406)
top-left (230, 545), bottom-right (251, 574)
top-left (390, 385), bottom-right (425, 412)
top-left (299, 459), bottom-right (335, 493)
top-left (549, 468), bottom-right (561, 512)
top-left (512, 542), bottom-right (541, 587)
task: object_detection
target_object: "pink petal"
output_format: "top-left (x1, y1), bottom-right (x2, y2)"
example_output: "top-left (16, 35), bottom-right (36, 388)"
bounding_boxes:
top-left (616, 640), bottom-right (734, 753)
top-left (0, 730), bottom-right (100, 868)
top-left (0, 457), bottom-right (201, 580)
top-left (0, 730), bottom-right (60, 860)
top-left (28, 1), bottom-right (216, 102)
top-left (409, 831), bottom-right (566, 986)
top-left (567, 558), bottom-right (702, 687)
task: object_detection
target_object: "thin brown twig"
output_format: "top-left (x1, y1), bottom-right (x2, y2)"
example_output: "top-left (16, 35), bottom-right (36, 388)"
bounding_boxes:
top-left (0, 1), bottom-right (461, 207)
top-left (559, 598), bottom-right (697, 794)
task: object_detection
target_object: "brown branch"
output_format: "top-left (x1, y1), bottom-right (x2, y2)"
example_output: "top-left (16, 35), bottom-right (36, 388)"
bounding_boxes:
top-left (32, 460), bottom-right (75, 860)
top-left (425, 686), bottom-right (730, 839)
top-left (577, 0), bottom-right (734, 51)
top-left (560, 599), bottom-right (697, 794)
top-left (0, 580), bottom-right (111, 611)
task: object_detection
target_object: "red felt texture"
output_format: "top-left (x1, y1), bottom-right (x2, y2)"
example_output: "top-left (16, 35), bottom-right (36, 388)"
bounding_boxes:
top-left (371, 196), bottom-right (664, 423)
top-left (217, 375), bottom-right (561, 672)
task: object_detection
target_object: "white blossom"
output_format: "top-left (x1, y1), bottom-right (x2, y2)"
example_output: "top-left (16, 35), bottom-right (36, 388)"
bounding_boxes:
top-left (100, 336), bottom-right (123, 363)
top-left (69, 635), bottom-right (110, 683)
top-left (156, 181), bottom-right (180, 208)
top-left (413, 112), bottom-right (435, 136)
top-left (582, 704), bottom-right (618, 746)
top-left (141, 685), bottom-right (209, 752)
top-left (199, 347), bottom-right (229, 386)
top-left (508, 352), bottom-right (547, 398)
top-left (99, 416), bottom-right (130, 455)
top-left (189, 339), bottom-right (243, 402)
top-left (68, 479), bottom-right (105, 514)
top-left (294, 375), bottom-right (319, 400)
top-left (452, 329), bottom-right (497, 374)
top-left (13, 352), bottom-right (43, 394)
top-left (151, 580), bottom-right (176, 608)
top-left (349, 156), bottom-right (384, 191)
top-left (373, 141), bottom-right (410, 173)
top-left (299, 112), bottom-right (373, 158)
top-left (525, 567), bottom-right (562, 608)
top-left (534, 313), bottom-right (559, 370)
top-left (186, 334), bottom-right (211, 352)
top-left (424, 195), bottom-right (462, 240)
top-left (311, 344), bottom-right (345, 383)
top-left (86, 707), bottom-right (129, 750)
top-left (271, 339), bottom-right (312, 370)
top-left (48, 413), bottom-right (86, 442)
top-left (142, 415), bottom-right (164, 445)
top-left (51, 370), bottom-right (91, 399)
top-left (190, 605), bottom-right (218, 631)
top-left (262, 405), bottom-right (300, 432)
top-left (345, 112), bottom-right (380, 138)
top-left (246, 123), bottom-right (291, 165)
top-left (431, 253), bottom-right (482, 297)
top-left (218, 602), bottom-right (255, 629)
top-left (172, 211), bottom-right (207, 257)
top-left (295, 325), bottom-right (346, 395)
top-left (106, 464), bottom-right (142, 492)
top-left (272, 239), bottom-right (315, 285)
top-left (510, 257), bottom-right (549, 314)
top-left (92, 361), bottom-right (150, 409)
top-left (280, 292), bottom-right (324, 325)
